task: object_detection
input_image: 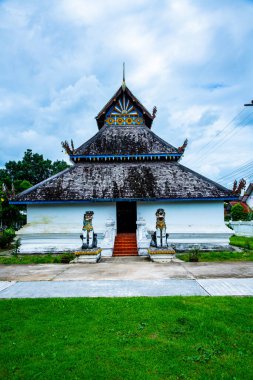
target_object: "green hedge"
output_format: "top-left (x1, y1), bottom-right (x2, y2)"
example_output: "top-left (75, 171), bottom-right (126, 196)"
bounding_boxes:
top-left (0, 228), bottom-right (15, 249)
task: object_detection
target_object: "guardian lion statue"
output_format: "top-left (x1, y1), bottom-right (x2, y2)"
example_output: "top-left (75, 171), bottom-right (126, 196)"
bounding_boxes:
top-left (151, 208), bottom-right (168, 247)
top-left (80, 211), bottom-right (97, 249)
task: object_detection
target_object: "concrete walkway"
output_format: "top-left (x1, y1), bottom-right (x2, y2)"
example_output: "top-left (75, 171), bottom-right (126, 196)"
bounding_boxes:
top-left (0, 258), bottom-right (252, 298)
top-left (0, 278), bottom-right (253, 298)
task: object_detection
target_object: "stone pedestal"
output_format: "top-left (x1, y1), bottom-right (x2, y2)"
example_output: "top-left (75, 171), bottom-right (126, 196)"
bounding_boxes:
top-left (148, 247), bottom-right (176, 263)
top-left (136, 218), bottom-right (150, 256)
top-left (71, 248), bottom-right (102, 263)
top-left (100, 218), bottom-right (116, 257)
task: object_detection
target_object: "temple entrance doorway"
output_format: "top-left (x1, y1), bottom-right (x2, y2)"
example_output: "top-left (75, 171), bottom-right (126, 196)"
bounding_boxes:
top-left (116, 202), bottom-right (137, 233)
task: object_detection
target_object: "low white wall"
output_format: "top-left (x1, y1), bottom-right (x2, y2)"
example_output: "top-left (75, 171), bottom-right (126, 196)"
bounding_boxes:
top-left (137, 201), bottom-right (228, 232)
top-left (17, 203), bottom-right (117, 254)
top-left (230, 221), bottom-right (253, 237)
top-left (24, 203), bottom-right (116, 234)
top-left (136, 201), bottom-right (232, 253)
top-left (17, 200), bottom-right (233, 254)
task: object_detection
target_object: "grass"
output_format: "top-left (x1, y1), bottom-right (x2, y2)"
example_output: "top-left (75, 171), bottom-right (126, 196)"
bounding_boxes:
top-left (0, 253), bottom-right (75, 264)
top-left (230, 235), bottom-right (253, 249)
top-left (1, 249), bottom-right (253, 264)
top-left (177, 250), bottom-right (253, 262)
top-left (0, 297), bottom-right (252, 380)
top-left (0, 235), bottom-right (252, 265)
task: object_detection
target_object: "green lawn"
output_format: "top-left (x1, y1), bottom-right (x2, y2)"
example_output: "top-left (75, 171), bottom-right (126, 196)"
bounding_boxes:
top-left (0, 298), bottom-right (252, 380)
top-left (177, 250), bottom-right (253, 262)
top-left (1, 249), bottom-right (253, 264)
top-left (0, 234), bottom-right (252, 265)
top-left (230, 235), bottom-right (253, 249)
top-left (0, 253), bottom-right (75, 264)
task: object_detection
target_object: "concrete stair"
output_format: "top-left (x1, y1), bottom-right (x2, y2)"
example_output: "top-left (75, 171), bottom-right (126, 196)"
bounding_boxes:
top-left (113, 233), bottom-right (138, 256)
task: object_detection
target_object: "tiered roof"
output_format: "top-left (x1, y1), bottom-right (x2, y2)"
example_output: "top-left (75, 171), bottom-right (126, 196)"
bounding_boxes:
top-left (13, 162), bottom-right (236, 202)
top-left (72, 125), bottom-right (180, 160)
top-left (11, 81), bottom-right (237, 204)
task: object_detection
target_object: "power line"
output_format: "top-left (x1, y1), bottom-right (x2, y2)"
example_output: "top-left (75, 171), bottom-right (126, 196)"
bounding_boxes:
top-left (217, 99), bottom-right (253, 186)
top-left (197, 111), bottom-right (253, 161)
top-left (215, 159), bottom-right (253, 181)
top-left (219, 170), bottom-right (253, 186)
top-left (190, 108), bottom-right (246, 159)
top-left (184, 110), bottom-right (253, 166)
top-left (184, 97), bottom-right (253, 167)
top-left (217, 168), bottom-right (253, 184)
top-left (188, 111), bottom-right (253, 168)
top-left (224, 174), bottom-right (253, 188)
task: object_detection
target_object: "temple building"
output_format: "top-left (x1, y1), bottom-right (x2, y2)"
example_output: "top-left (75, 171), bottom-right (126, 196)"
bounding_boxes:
top-left (11, 77), bottom-right (238, 255)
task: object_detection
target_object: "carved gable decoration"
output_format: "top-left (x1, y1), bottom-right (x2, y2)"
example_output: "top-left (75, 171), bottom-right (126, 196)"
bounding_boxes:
top-left (95, 85), bottom-right (154, 129)
top-left (105, 93), bottom-right (144, 126)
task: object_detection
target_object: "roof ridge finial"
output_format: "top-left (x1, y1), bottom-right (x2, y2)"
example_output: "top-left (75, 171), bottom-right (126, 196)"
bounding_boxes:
top-left (122, 62), bottom-right (126, 91)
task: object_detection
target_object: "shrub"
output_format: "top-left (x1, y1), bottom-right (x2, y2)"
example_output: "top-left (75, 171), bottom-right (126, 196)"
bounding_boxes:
top-left (12, 238), bottom-right (21, 256)
top-left (60, 253), bottom-right (75, 263)
top-left (247, 212), bottom-right (253, 221)
top-left (231, 204), bottom-right (248, 221)
top-left (189, 249), bottom-right (200, 262)
top-left (0, 228), bottom-right (16, 249)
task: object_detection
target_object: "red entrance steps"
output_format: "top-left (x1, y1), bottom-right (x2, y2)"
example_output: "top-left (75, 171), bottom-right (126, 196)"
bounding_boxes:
top-left (113, 233), bottom-right (138, 256)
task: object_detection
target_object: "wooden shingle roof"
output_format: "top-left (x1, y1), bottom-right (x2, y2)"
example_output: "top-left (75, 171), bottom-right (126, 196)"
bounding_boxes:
top-left (12, 161), bottom-right (236, 203)
top-left (74, 125), bottom-right (179, 157)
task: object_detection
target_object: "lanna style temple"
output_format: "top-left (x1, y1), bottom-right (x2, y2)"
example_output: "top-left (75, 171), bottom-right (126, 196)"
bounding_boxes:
top-left (10, 76), bottom-right (238, 255)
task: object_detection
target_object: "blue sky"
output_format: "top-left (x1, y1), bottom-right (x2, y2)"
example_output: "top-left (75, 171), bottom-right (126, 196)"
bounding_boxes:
top-left (0, 0), bottom-right (253, 188)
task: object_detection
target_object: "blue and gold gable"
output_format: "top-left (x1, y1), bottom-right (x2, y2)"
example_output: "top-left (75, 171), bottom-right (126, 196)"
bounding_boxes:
top-left (105, 92), bottom-right (144, 126)
top-left (96, 84), bottom-right (155, 129)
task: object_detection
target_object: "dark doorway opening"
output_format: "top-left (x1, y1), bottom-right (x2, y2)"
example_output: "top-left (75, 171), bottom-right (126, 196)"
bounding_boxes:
top-left (116, 202), bottom-right (137, 233)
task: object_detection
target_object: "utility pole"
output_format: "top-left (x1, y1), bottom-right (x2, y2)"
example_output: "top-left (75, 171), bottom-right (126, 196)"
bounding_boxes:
top-left (244, 99), bottom-right (253, 106)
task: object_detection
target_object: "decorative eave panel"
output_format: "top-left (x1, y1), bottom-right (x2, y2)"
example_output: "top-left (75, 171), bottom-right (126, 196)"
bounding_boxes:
top-left (96, 85), bottom-right (154, 129)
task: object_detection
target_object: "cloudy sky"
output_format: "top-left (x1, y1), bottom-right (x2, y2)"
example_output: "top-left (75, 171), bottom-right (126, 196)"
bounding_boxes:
top-left (0, 0), bottom-right (253, 188)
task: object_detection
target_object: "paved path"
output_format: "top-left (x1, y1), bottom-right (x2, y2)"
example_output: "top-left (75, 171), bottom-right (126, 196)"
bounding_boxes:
top-left (0, 259), bottom-right (253, 281)
top-left (0, 278), bottom-right (252, 298)
top-left (0, 259), bottom-right (252, 297)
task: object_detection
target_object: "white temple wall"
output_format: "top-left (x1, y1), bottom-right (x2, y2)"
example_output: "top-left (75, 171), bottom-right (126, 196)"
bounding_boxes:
top-left (136, 201), bottom-right (233, 252)
top-left (26, 203), bottom-right (116, 233)
top-left (18, 200), bottom-right (234, 254)
top-left (17, 203), bottom-right (116, 254)
top-left (137, 201), bottom-right (225, 230)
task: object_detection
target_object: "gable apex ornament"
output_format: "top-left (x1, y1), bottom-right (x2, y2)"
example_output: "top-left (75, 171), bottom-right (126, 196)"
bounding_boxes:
top-left (122, 62), bottom-right (126, 91)
top-left (95, 74), bottom-right (154, 129)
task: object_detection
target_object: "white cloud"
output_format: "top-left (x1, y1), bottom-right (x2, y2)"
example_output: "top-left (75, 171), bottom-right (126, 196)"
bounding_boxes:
top-left (0, 0), bottom-right (253, 186)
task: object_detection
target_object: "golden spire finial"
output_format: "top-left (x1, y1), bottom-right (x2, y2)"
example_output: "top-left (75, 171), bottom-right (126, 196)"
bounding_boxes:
top-left (122, 62), bottom-right (126, 91)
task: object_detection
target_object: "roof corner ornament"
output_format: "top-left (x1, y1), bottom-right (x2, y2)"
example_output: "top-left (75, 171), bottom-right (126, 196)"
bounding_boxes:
top-left (122, 62), bottom-right (126, 91)
top-left (152, 106), bottom-right (157, 119)
top-left (178, 138), bottom-right (188, 154)
top-left (61, 139), bottom-right (75, 155)
top-left (232, 178), bottom-right (246, 195)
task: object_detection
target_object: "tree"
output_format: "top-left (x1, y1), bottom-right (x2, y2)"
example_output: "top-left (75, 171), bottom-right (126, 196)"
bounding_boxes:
top-left (5, 149), bottom-right (69, 185)
top-left (14, 180), bottom-right (33, 193)
top-left (0, 150), bottom-right (70, 228)
top-left (231, 204), bottom-right (248, 221)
